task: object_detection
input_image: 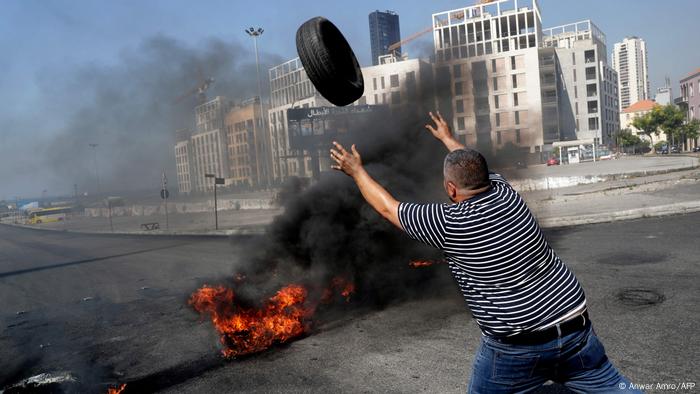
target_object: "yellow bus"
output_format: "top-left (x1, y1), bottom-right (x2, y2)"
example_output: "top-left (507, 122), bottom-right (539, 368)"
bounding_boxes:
top-left (26, 207), bottom-right (72, 224)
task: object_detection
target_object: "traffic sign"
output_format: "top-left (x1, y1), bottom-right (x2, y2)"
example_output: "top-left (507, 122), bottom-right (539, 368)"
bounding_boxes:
top-left (160, 189), bottom-right (170, 199)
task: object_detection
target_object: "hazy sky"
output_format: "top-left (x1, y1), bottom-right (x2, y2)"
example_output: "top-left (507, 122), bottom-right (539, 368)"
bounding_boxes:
top-left (1, 0), bottom-right (699, 199)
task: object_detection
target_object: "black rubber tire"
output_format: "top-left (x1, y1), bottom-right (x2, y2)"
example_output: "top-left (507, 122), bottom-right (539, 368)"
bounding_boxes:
top-left (296, 17), bottom-right (364, 106)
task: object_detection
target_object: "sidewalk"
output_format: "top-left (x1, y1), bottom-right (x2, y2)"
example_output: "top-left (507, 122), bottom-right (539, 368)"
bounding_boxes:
top-left (5, 157), bottom-right (700, 235)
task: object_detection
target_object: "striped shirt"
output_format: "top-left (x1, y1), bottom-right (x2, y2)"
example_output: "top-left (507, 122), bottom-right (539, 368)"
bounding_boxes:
top-left (398, 173), bottom-right (586, 338)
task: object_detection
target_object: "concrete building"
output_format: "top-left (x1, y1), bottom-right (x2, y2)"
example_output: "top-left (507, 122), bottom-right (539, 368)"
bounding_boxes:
top-left (358, 55), bottom-right (434, 112)
top-left (369, 10), bottom-right (401, 66)
top-left (612, 37), bottom-right (649, 111)
top-left (542, 20), bottom-right (620, 146)
top-left (679, 68), bottom-right (700, 122)
top-left (620, 99), bottom-right (658, 141)
top-left (224, 97), bottom-right (270, 189)
top-left (655, 77), bottom-right (672, 106)
top-left (432, 0), bottom-right (548, 159)
top-left (268, 58), bottom-right (331, 182)
top-left (174, 129), bottom-right (193, 195)
top-left (190, 96), bottom-right (232, 192)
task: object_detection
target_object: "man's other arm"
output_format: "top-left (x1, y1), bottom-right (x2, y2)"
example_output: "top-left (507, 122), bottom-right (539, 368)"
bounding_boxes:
top-left (425, 111), bottom-right (465, 152)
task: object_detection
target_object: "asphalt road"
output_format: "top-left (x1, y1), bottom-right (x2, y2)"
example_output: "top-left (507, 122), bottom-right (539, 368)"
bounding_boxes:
top-left (1, 212), bottom-right (699, 393)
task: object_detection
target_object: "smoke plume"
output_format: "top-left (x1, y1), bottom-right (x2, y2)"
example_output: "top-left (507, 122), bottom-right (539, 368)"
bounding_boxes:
top-left (37, 35), bottom-right (282, 196)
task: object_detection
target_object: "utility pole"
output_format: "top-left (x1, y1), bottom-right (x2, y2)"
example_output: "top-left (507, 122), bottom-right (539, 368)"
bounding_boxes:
top-left (88, 143), bottom-right (100, 195)
top-left (245, 27), bottom-right (270, 189)
top-left (161, 171), bottom-right (169, 230)
top-left (205, 173), bottom-right (223, 230)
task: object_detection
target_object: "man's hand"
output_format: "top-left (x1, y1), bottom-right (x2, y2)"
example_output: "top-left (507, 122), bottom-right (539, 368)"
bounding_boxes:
top-left (425, 111), bottom-right (452, 141)
top-left (329, 141), bottom-right (401, 229)
top-left (330, 141), bottom-right (363, 178)
top-left (425, 111), bottom-right (465, 152)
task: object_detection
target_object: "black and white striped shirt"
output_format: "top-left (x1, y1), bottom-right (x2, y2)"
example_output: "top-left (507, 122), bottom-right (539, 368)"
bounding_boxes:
top-left (399, 173), bottom-right (586, 338)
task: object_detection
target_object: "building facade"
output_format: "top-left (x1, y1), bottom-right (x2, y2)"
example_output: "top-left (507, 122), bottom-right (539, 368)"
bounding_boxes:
top-left (620, 99), bottom-right (658, 141)
top-left (369, 10), bottom-right (401, 66)
top-left (174, 129), bottom-right (193, 194)
top-left (542, 20), bottom-right (620, 146)
top-left (432, 0), bottom-right (548, 159)
top-left (224, 97), bottom-right (270, 188)
top-left (187, 96), bottom-right (232, 192)
top-left (679, 68), bottom-right (700, 122)
top-left (611, 37), bottom-right (649, 111)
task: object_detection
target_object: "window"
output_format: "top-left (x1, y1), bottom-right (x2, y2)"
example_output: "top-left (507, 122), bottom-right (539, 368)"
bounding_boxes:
top-left (457, 117), bottom-right (466, 130)
top-left (587, 84), bottom-right (597, 97)
top-left (587, 100), bottom-right (598, 113)
top-left (515, 129), bottom-right (521, 143)
top-left (491, 59), bottom-right (497, 73)
top-left (373, 78), bottom-right (377, 90)
top-left (588, 117), bottom-right (599, 130)
top-left (585, 66), bottom-right (596, 80)
top-left (456, 99), bottom-right (464, 113)
top-left (381, 77), bottom-right (385, 89)
top-left (511, 56), bottom-right (516, 70)
top-left (374, 94), bottom-right (378, 104)
top-left (512, 74), bottom-right (518, 89)
top-left (494, 95), bottom-right (500, 109)
top-left (390, 74), bottom-right (399, 88)
top-left (574, 86), bottom-right (578, 99)
top-left (391, 91), bottom-right (401, 105)
top-left (513, 93), bottom-right (519, 107)
top-left (572, 52), bottom-right (576, 65)
top-left (493, 77), bottom-right (498, 91)
top-left (575, 102), bottom-right (579, 115)
top-left (453, 64), bottom-right (462, 78)
top-left (573, 69), bottom-right (577, 82)
top-left (497, 131), bottom-right (502, 144)
top-left (514, 111), bottom-right (520, 125)
top-left (584, 49), bottom-right (595, 63)
top-left (455, 82), bottom-right (463, 95)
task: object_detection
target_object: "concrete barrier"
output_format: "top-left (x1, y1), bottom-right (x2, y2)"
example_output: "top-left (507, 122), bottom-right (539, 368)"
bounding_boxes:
top-left (85, 197), bottom-right (275, 218)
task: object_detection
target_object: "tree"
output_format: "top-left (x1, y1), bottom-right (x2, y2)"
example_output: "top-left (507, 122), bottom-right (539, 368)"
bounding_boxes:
top-left (653, 104), bottom-right (686, 149)
top-left (617, 128), bottom-right (645, 154)
top-left (631, 112), bottom-right (660, 152)
top-left (680, 119), bottom-right (700, 148)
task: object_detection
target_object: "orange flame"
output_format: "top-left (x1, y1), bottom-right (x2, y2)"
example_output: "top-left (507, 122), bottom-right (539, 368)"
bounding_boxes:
top-left (189, 276), bottom-right (355, 358)
top-left (107, 384), bottom-right (126, 394)
top-left (408, 259), bottom-right (440, 268)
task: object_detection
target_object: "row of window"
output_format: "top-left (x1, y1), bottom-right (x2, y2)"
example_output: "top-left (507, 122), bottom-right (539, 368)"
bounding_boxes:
top-left (454, 110), bottom-right (528, 130)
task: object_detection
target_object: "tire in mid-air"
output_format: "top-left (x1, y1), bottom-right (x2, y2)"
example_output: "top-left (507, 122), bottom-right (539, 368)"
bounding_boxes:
top-left (296, 17), bottom-right (364, 107)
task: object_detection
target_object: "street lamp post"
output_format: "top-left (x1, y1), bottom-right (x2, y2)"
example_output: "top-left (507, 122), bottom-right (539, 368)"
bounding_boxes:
top-left (245, 26), bottom-right (270, 189)
top-left (88, 143), bottom-right (100, 195)
top-left (205, 173), bottom-right (224, 230)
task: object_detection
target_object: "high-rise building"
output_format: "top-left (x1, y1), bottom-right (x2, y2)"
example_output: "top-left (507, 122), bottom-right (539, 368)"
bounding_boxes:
top-left (174, 129), bottom-right (193, 194)
top-left (369, 10), bottom-right (401, 66)
top-left (678, 68), bottom-right (700, 151)
top-left (268, 57), bottom-right (331, 182)
top-left (542, 20), bottom-right (620, 146)
top-left (432, 0), bottom-right (547, 158)
top-left (611, 37), bottom-right (649, 111)
top-left (224, 97), bottom-right (270, 188)
top-left (190, 96), bottom-right (232, 192)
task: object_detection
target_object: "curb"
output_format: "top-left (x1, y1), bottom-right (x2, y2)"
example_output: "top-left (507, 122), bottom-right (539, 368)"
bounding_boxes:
top-left (0, 222), bottom-right (266, 237)
top-left (538, 200), bottom-right (700, 229)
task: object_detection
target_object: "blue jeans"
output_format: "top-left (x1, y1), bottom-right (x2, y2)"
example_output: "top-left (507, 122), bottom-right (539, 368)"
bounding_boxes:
top-left (468, 323), bottom-right (641, 393)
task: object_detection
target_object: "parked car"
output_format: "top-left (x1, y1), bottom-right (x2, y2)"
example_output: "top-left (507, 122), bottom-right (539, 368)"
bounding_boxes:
top-left (670, 145), bottom-right (681, 153)
top-left (547, 157), bottom-right (560, 166)
top-left (693, 147), bottom-right (700, 152)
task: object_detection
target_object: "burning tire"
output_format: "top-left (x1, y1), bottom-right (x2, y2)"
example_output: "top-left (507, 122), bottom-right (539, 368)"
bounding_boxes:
top-left (296, 17), bottom-right (364, 106)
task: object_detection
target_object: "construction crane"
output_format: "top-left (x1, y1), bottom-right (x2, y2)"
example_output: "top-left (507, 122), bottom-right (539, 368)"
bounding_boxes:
top-left (174, 67), bottom-right (214, 104)
top-left (385, 0), bottom-right (496, 58)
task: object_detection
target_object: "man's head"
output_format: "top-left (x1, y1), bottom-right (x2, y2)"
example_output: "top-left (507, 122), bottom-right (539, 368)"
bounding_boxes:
top-left (443, 148), bottom-right (490, 203)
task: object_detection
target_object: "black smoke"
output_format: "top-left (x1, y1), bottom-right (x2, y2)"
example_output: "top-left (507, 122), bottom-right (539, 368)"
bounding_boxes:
top-left (41, 35), bottom-right (283, 196)
top-left (233, 107), bottom-right (458, 307)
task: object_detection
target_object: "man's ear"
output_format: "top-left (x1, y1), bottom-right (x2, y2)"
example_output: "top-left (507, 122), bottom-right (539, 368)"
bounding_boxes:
top-left (446, 181), bottom-right (458, 200)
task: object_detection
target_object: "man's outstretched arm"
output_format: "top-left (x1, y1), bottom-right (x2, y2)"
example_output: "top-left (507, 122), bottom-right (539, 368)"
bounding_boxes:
top-left (330, 142), bottom-right (401, 229)
top-left (425, 111), bottom-right (465, 152)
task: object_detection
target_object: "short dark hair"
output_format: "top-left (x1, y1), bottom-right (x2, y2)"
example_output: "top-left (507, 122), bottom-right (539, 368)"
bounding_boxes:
top-left (443, 149), bottom-right (490, 190)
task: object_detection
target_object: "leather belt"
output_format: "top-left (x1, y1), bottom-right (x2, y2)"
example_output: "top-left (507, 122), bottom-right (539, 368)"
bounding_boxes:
top-left (494, 310), bottom-right (590, 346)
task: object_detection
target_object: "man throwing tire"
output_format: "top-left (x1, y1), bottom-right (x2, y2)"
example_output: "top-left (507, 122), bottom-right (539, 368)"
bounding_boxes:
top-left (329, 112), bottom-right (639, 393)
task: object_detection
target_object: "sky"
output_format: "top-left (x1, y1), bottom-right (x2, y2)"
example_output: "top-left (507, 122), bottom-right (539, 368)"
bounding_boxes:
top-left (1, 0), bottom-right (699, 199)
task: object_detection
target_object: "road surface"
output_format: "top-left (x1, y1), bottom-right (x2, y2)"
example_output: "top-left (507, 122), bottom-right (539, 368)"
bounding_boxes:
top-left (1, 213), bottom-right (698, 392)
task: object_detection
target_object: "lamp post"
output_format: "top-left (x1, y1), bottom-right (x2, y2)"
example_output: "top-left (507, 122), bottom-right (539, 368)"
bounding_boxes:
top-left (245, 26), bottom-right (270, 188)
top-left (88, 143), bottom-right (100, 195)
top-left (205, 173), bottom-right (224, 230)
